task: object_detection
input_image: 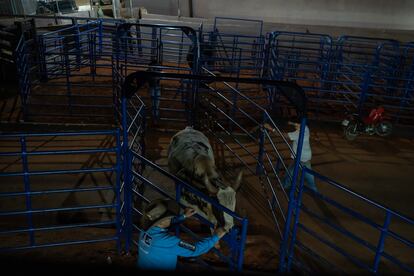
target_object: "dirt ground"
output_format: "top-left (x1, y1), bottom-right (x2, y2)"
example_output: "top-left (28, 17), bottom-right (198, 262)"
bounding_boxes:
top-left (1, 64), bottom-right (413, 274)
top-left (1, 120), bottom-right (413, 274)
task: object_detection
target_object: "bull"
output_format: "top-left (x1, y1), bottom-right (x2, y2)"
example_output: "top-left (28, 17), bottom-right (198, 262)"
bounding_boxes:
top-left (167, 126), bottom-right (243, 231)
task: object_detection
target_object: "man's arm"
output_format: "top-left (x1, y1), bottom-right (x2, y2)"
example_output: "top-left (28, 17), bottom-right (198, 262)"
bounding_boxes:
top-left (263, 123), bottom-right (293, 141)
top-left (174, 228), bottom-right (226, 257)
top-left (171, 208), bottom-right (197, 225)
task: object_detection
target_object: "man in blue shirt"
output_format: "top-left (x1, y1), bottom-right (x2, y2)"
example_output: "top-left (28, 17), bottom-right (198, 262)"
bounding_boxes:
top-left (137, 199), bottom-right (227, 271)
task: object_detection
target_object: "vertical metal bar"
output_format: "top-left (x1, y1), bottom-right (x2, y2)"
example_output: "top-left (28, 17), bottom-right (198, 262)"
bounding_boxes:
top-left (136, 24), bottom-right (143, 57)
top-left (112, 0), bottom-right (120, 19)
top-left (279, 117), bottom-right (306, 272)
top-left (115, 128), bottom-right (122, 253)
top-left (178, 32), bottom-right (184, 68)
top-left (286, 167), bottom-right (307, 271)
top-left (237, 218), bottom-right (249, 272)
top-left (358, 70), bottom-right (371, 114)
top-left (151, 27), bottom-right (157, 63)
top-left (256, 113), bottom-right (266, 175)
top-left (37, 35), bottom-right (47, 81)
top-left (124, 29), bottom-right (128, 77)
top-left (98, 20), bottom-right (103, 55)
top-left (16, 37), bottom-right (28, 121)
top-left (63, 38), bottom-right (72, 115)
top-left (140, 108), bottom-right (147, 172)
top-left (20, 136), bottom-right (35, 246)
top-left (75, 21), bottom-right (81, 70)
top-left (89, 32), bottom-right (96, 81)
top-left (158, 30), bottom-right (163, 64)
top-left (175, 182), bottom-right (182, 237)
top-left (228, 227), bottom-right (237, 271)
top-left (230, 83), bottom-right (238, 132)
top-left (121, 96), bottom-right (132, 252)
top-left (372, 211), bottom-right (392, 273)
top-left (129, 0), bottom-right (133, 17)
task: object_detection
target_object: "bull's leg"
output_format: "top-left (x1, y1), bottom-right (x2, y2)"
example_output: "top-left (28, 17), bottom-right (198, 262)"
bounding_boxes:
top-left (205, 203), bottom-right (221, 250)
top-left (223, 212), bottom-right (235, 232)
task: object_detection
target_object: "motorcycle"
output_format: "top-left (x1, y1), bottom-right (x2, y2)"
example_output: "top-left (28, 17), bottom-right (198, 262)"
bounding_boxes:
top-left (341, 106), bottom-right (393, 141)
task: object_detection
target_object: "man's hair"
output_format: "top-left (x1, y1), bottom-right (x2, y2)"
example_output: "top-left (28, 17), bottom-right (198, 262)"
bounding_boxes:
top-left (289, 117), bottom-right (302, 125)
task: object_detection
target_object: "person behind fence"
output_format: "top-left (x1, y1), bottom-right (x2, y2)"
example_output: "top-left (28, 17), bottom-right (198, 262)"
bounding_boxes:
top-left (264, 119), bottom-right (318, 193)
top-left (137, 198), bottom-right (227, 271)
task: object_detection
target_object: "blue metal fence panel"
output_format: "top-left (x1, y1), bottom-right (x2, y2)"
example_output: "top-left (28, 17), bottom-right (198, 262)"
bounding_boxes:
top-left (0, 130), bottom-right (122, 252)
top-left (6, 13), bottom-right (414, 273)
top-left (397, 43), bottom-right (414, 126)
top-left (266, 32), bottom-right (414, 126)
top-left (332, 36), bottom-right (403, 120)
top-left (266, 32), bottom-right (333, 119)
top-left (281, 166), bottom-right (414, 274)
top-left (201, 17), bottom-right (265, 79)
top-left (117, 72), bottom-right (249, 271)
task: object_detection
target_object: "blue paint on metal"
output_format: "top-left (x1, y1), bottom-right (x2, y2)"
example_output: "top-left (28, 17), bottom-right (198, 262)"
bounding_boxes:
top-left (20, 137), bottom-right (35, 247)
top-left (0, 130), bottom-right (121, 252)
top-left (372, 211), bottom-right (392, 273)
top-left (5, 14), bottom-right (414, 273)
top-left (278, 117), bottom-right (306, 273)
top-left (284, 168), bottom-right (414, 274)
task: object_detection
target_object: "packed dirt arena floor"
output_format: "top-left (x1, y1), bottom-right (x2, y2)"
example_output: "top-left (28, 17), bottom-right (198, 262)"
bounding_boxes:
top-left (0, 64), bottom-right (413, 274)
top-left (0, 116), bottom-right (413, 274)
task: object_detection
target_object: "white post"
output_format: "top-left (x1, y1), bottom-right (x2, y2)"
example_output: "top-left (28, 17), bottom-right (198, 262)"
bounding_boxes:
top-left (112, 0), bottom-right (121, 19)
top-left (129, 0), bottom-right (133, 17)
top-left (56, 0), bottom-right (61, 15)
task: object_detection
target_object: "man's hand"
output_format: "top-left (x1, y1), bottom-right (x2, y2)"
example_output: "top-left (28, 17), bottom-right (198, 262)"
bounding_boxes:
top-left (214, 227), bottom-right (228, 239)
top-left (184, 208), bottom-right (197, 218)
top-left (263, 123), bottom-right (276, 133)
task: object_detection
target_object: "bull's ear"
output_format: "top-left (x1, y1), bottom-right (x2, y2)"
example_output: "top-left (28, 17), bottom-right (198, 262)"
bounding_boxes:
top-left (204, 175), bottom-right (218, 194)
top-left (232, 171), bottom-right (243, 191)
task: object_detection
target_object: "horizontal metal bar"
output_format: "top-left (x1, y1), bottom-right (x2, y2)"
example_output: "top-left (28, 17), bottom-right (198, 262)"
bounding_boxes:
top-left (0, 237), bottom-right (118, 252)
top-left (0, 186), bottom-right (114, 198)
top-left (0, 130), bottom-right (117, 138)
top-left (0, 220), bottom-right (116, 235)
top-left (0, 203), bottom-right (116, 217)
top-left (0, 148), bottom-right (117, 157)
top-left (1, 167), bottom-right (116, 177)
top-left (130, 151), bottom-right (244, 221)
top-left (298, 223), bottom-right (373, 271)
top-left (304, 169), bottom-right (414, 225)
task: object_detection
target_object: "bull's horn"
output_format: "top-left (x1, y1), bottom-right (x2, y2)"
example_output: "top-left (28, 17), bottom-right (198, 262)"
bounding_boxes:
top-left (204, 175), bottom-right (218, 194)
top-left (232, 171), bottom-right (243, 191)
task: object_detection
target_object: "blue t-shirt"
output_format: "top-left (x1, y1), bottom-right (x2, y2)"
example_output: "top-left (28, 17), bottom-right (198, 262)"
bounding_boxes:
top-left (137, 226), bottom-right (219, 271)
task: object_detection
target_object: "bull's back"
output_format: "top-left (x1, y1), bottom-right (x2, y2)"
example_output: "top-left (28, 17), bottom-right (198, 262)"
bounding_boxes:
top-left (167, 127), bottom-right (215, 173)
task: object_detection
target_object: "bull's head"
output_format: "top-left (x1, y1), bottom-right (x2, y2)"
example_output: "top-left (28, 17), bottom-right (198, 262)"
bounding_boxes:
top-left (193, 155), bottom-right (243, 230)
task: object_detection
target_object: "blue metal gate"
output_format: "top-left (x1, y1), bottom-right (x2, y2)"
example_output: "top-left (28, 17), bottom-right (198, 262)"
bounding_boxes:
top-left (0, 130), bottom-right (122, 251)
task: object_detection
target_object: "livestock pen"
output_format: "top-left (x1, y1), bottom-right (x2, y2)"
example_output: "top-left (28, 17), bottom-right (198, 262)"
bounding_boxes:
top-left (0, 15), bottom-right (413, 274)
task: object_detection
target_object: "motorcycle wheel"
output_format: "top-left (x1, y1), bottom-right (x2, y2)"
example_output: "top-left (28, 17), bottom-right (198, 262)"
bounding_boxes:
top-left (375, 121), bottom-right (393, 137)
top-left (344, 121), bottom-right (359, 141)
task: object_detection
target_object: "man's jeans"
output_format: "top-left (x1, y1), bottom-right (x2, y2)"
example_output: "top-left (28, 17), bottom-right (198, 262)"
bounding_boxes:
top-left (282, 160), bottom-right (318, 192)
